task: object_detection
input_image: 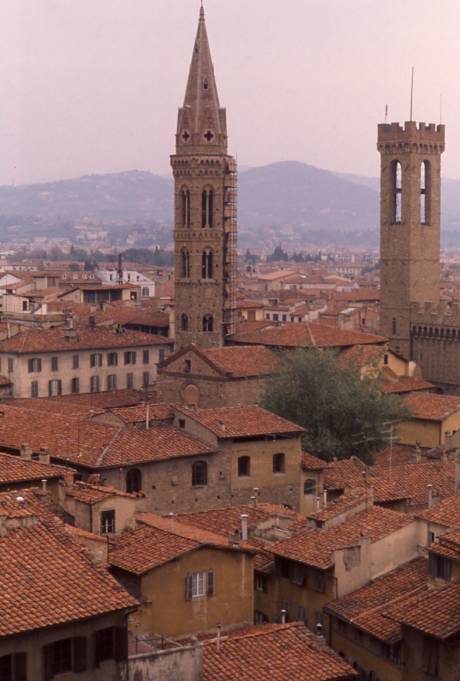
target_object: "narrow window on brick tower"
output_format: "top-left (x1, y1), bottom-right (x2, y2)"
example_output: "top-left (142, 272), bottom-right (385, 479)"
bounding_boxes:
top-left (392, 160), bottom-right (402, 224)
top-left (420, 160), bottom-right (431, 225)
top-left (392, 317), bottom-right (397, 335)
top-left (182, 188), bottom-right (191, 227)
top-left (203, 314), bottom-right (214, 332)
top-left (181, 313), bottom-right (189, 331)
top-left (202, 249), bottom-right (213, 279)
top-left (181, 248), bottom-right (190, 279)
top-left (201, 189), bottom-right (214, 228)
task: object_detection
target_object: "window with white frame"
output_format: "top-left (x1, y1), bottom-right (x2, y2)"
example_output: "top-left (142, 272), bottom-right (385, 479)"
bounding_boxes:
top-left (185, 571), bottom-right (214, 599)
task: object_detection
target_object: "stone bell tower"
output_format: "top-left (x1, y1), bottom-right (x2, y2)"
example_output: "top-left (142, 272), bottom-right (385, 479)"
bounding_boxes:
top-left (171, 5), bottom-right (238, 351)
top-left (378, 121), bottom-right (445, 358)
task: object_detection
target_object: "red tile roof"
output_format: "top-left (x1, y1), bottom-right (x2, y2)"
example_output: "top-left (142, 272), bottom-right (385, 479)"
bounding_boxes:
top-left (325, 558), bottom-right (427, 644)
top-left (337, 344), bottom-right (385, 370)
top-left (324, 457), bottom-right (368, 492)
top-left (65, 481), bottom-right (139, 505)
top-left (270, 507), bottom-right (413, 570)
top-left (402, 393), bottom-right (460, 421)
top-left (110, 403), bottom-right (174, 424)
top-left (203, 345), bottom-right (280, 378)
top-left (0, 452), bottom-right (73, 485)
top-left (0, 492), bottom-right (137, 637)
top-left (175, 405), bottom-right (304, 439)
top-left (416, 492), bottom-right (460, 528)
top-left (380, 375), bottom-right (434, 395)
top-left (203, 623), bottom-right (357, 681)
top-left (302, 451), bottom-right (327, 471)
top-left (229, 321), bottom-right (386, 349)
top-left (0, 325), bottom-right (170, 354)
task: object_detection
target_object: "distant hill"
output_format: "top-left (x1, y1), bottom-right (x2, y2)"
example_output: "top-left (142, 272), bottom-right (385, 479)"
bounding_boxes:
top-left (1, 161), bottom-right (460, 247)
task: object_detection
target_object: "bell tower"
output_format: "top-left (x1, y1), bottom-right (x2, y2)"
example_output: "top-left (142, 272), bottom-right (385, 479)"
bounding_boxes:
top-left (377, 121), bottom-right (445, 358)
top-left (171, 5), bottom-right (237, 351)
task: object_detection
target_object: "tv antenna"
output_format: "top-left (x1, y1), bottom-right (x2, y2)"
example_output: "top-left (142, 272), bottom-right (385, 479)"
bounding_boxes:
top-left (409, 67), bottom-right (415, 122)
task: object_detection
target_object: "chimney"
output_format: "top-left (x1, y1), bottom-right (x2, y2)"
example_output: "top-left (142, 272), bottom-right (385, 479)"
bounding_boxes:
top-left (316, 622), bottom-right (323, 638)
top-left (414, 443), bottom-right (422, 463)
top-left (427, 483), bottom-right (433, 508)
top-left (167, 511), bottom-right (175, 529)
top-left (216, 624), bottom-right (222, 652)
top-left (38, 447), bottom-right (50, 465)
top-left (315, 496), bottom-right (321, 512)
top-left (323, 489), bottom-right (328, 509)
top-left (280, 609), bottom-right (287, 625)
top-left (89, 315), bottom-right (96, 329)
top-left (240, 514), bottom-right (249, 541)
top-left (41, 479), bottom-right (47, 493)
top-left (20, 443), bottom-right (32, 461)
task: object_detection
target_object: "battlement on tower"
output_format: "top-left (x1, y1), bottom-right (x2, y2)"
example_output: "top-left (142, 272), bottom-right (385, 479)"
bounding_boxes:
top-left (378, 121), bottom-right (445, 153)
top-left (410, 301), bottom-right (460, 327)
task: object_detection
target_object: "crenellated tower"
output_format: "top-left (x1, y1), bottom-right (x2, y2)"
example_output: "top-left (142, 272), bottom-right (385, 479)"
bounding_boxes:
top-left (377, 121), bottom-right (445, 358)
top-left (171, 5), bottom-right (238, 351)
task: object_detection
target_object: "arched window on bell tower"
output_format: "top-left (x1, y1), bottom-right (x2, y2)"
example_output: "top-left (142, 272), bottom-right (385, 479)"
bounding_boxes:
top-left (181, 313), bottom-right (189, 331)
top-left (181, 188), bottom-right (191, 227)
top-left (392, 160), bottom-right (402, 224)
top-left (201, 189), bottom-right (214, 228)
top-left (181, 248), bottom-right (190, 279)
top-left (202, 249), bottom-right (213, 279)
top-left (420, 160), bottom-right (431, 225)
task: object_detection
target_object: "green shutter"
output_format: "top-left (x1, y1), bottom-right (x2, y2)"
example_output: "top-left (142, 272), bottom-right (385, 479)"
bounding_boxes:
top-left (207, 571), bottom-right (214, 597)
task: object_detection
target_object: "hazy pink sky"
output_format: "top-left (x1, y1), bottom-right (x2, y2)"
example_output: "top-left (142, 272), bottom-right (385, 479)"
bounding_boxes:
top-left (1, 0), bottom-right (460, 185)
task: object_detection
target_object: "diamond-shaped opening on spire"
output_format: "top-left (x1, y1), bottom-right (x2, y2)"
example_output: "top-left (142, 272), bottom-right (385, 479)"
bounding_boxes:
top-left (204, 130), bottom-right (215, 142)
top-left (182, 130), bottom-right (191, 142)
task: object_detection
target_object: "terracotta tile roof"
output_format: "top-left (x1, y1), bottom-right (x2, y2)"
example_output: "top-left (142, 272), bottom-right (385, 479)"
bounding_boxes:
top-left (373, 444), bottom-right (431, 467)
top-left (402, 392), bottom-right (460, 421)
top-left (325, 558), bottom-right (427, 644)
top-left (203, 345), bottom-right (280, 378)
top-left (333, 289), bottom-right (380, 303)
top-left (109, 403), bottom-right (174, 424)
top-left (178, 504), bottom-right (309, 538)
top-left (65, 481), bottom-right (139, 505)
top-left (380, 375), bottom-right (434, 395)
top-left (368, 461), bottom-right (456, 507)
top-left (6, 389), bottom-right (144, 412)
top-left (175, 405), bottom-right (304, 439)
top-left (0, 452), bottom-right (73, 485)
top-left (269, 507), bottom-right (413, 570)
top-left (302, 451), bottom-right (327, 471)
top-left (110, 514), bottom-right (251, 575)
top-left (0, 493), bottom-right (137, 637)
top-left (385, 580), bottom-right (460, 639)
top-left (229, 321), bottom-right (386, 349)
top-left (337, 344), bottom-right (385, 369)
top-left (324, 457), bottom-right (368, 492)
top-left (0, 325), bottom-right (170, 354)
top-left (417, 492), bottom-right (460, 528)
top-left (307, 490), bottom-right (371, 526)
top-left (428, 530), bottom-right (460, 561)
top-left (0, 404), bottom-right (214, 470)
top-left (202, 622), bottom-right (357, 681)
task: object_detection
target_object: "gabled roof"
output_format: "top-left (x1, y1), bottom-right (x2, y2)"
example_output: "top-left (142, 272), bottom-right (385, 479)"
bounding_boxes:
top-left (269, 507), bottom-right (413, 570)
top-left (416, 492), bottom-right (460, 528)
top-left (325, 558), bottom-right (427, 644)
top-left (175, 404), bottom-right (304, 439)
top-left (0, 491), bottom-right (137, 637)
top-left (203, 623), bottom-right (357, 681)
top-left (402, 392), bottom-right (460, 421)
top-left (0, 452), bottom-right (73, 485)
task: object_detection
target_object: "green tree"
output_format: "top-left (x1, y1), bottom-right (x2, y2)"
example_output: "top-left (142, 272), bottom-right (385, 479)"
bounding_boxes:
top-left (261, 349), bottom-right (409, 464)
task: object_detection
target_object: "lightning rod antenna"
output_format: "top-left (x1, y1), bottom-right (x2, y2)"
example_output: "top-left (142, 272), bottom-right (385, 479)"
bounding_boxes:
top-left (409, 67), bottom-right (415, 122)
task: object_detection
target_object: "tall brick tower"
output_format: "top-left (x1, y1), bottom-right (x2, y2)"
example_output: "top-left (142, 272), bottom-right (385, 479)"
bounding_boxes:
top-left (378, 121), bottom-right (445, 358)
top-left (171, 5), bottom-right (238, 351)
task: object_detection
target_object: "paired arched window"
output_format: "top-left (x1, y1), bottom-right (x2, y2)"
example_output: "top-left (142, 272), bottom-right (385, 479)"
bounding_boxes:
top-left (126, 468), bottom-right (142, 493)
top-left (181, 188), bottom-right (191, 227)
top-left (203, 314), bottom-right (214, 333)
top-left (201, 189), bottom-right (214, 228)
top-left (181, 313), bottom-right (189, 331)
top-left (238, 455), bottom-right (251, 477)
top-left (192, 461), bottom-right (208, 486)
top-left (420, 160), bottom-right (431, 225)
top-left (273, 453), bottom-right (285, 474)
top-left (202, 249), bottom-right (213, 279)
top-left (181, 248), bottom-right (190, 279)
top-left (391, 160), bottom-right (402, 224)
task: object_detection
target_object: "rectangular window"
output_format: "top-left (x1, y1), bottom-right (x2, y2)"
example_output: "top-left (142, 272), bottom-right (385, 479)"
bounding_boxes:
top-left (31, 381), bottom-right (39, 398)
top-left (428, 553), bottom-right (452, 581)
top-left (27, 358), bottom-right (42, 373)
top-left (107, 374), bottom-right (117, 391)
top-left (126, 373), bottom-right (134, 389)
top-left (298, 606), bottom-right (307, 623)
top-left (143, 350), bottom-right (150, 364)
top-left (48, 379), bottom-right (62, 397)
top-left (255, 573), bottom-right (268, 593)
top-left (254, 611), bottom-right (269, 624)
top-left (7, 358), bottom-right (13, 373)
top-left (0, 653), bottom-right (27, 681)
top-left (101, 510), bottom-right (115, 534)
top-left (290, 563), bottom-right (306, 586)
top-left (70, 377), bottom-right (80, 394)
top-left (422, 637), bottom-right (439, 676)
top-left (50, 356), bottom-right (59, 372)
top-left (143, 371), bottom-right (150, 387)
top-left (72, 355), bottom-right (79, 369)
top-left (90, 353), bottom-right (103, 368)
top-left (107, 352), bottom-right (118, 367)
top-left (313, 569), bottom-right (326, 593)
top-left (90, 375), bottom-right (100, 393)
top-left (124, 351), bottom-right (137, 365)
top-left (94, 627), bottom-right (126, 666)
top-left (159, 349), bottom-right (165, 363)
top-left (43, 637), bottom-right (87, 680)
top-left (185, 571), bottom-right (214, 599)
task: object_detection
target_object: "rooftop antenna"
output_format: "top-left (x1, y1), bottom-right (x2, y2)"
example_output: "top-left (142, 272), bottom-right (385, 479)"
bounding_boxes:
top-left (384, 104), bottom-right (389, 124)
top-left (409, 67), bottom-right (415, 122)
top-left (440, 93), bottom-right (443, 125)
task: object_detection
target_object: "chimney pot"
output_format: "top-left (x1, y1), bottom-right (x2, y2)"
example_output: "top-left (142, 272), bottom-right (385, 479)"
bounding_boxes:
top-left (240, 513), bottom-right (249, 541)
top-left (41, 479), bottom-right (47, 492)
top-left (280, 609), bottom-right (287, 625)
top-left (427, 483), bottom-right (433, 508)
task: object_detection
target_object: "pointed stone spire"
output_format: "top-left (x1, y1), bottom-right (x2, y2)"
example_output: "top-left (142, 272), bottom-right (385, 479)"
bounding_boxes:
top-left (176, 6), bottom-right (228, 154)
